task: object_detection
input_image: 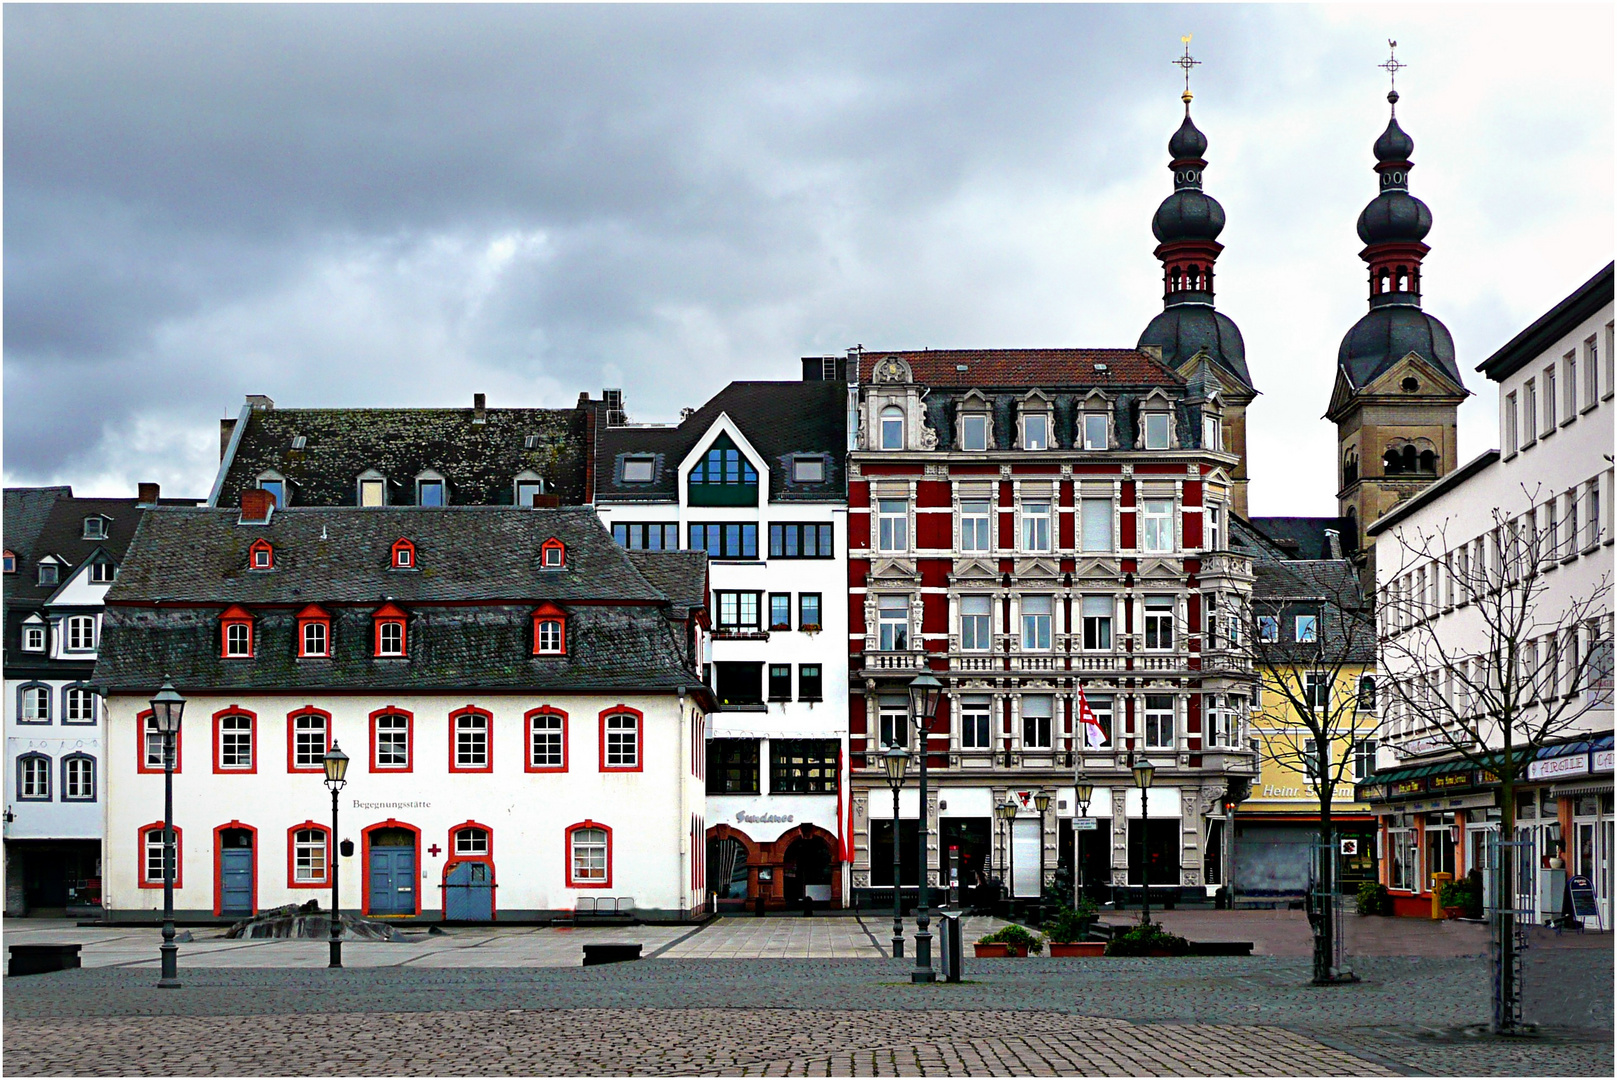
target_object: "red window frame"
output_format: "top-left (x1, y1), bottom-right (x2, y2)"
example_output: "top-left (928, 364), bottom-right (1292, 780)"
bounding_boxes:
top-left (220, 604), bottom-right (254, 658)
top-left (540, 537), bottom-right (567, 568)
top-left (211, 821), bottom-right (258, 916)
top-left (532, 602), bottom-right (567, 655)
top-left (597, 705), bottom-right (644, 773)
top-left (373, 602), bottom-right (408, 656)
top-left (524, 707), bottom-right (569, 773)
top-left (565, 820), bottom-right (612, 889)
top-left (138, 821), bottom-right (184, 889)
top-left (295, 604), bottom-right (332, 658)
top-left (448, 706), bottom-right (493, 773)
top-left (136, 709), bottom-right (181, 775)
top-left (369, 707), bottom-right (414, 773)
top-left (212, 706), bottom-right (258, 774)
top-left (248, 539), bottom-right (274, 570)
top-left (286, 707), bottom-right (332, 774)
top-left (287, 820), bottom-right (333, 888)
top-left (390, 538), bottom-right (416, 569)
top-left (448, 819), bottom-right (494, 860)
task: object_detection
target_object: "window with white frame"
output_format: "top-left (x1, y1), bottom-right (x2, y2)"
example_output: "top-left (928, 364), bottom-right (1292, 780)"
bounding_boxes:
top-left (18, 754), bottom-right (50, 799)
top-left (530, 713), bottom-right (564, 768)
top-left (1584, 336), bottom-right (1599, 407)
top-left (1144, 596), bottom-right (1174, 650)
top-left (416, 474), bottom-right (446, 507)
top-left (1142, 498), bottom-right (1174, 552)
top-left (1021, 501), bottom-right (1051, 552)
top-left (1505, 391), bottom-right (1519, 455)
top-left (1296, 614), bottom-right (1319, 643)
top-left (960, 499), bottom-right (992, 552)
top-left (1083, 412), bottom-right (1109, 450)
top-left (516, 475), bottom-right (549, 506)
top-left (1206, 504), bottom-right (1223, 551)
top-left (960, 696), bottom-right (992, 749)
top-left (1021, 695), bottom-right (1053, 749)
top-left (604, 712), bottom-right (639, 768)
top-left (1304, 670), bottom-right (1330, 711)
top-left (1523, 379), bottom-right (1538, 444)
top-left (143, 827), bottom-right (171, 884)
top-left (1143, 411), bottom-right (1171, 450)
top-left (1303, 737), bottom-right (1323, 780)
top-left (20, 685), bottom-right (50, 722)
top-left (22, 622), bottom-right (45, 652)
top-left (960, 595), bottom-right (992, 651)
top-left (1206, 694), bottom-right (1235, 748)
top-left (1020, 595), bottom-right (1052, 651)
top-left (259, 474), bottom-right (288, 507)
top-left (455, 826), bottom-right (490, 856)
top-left (359, 474), bottom-right (386, 507)
top-left (1144, 695), bottom-right (1175, 749)
top-left (878, 699), bottom-right (909, 747)
top-left (570, 827), bottom-right (609, 883)
top-left (1080, 499), bottom-right (1113, 552)
top-left (63, 755), bottom-right (95, 801)
top-left (1081, 595), bottom-right (1112, 650)
top-left (65, 615), bottom-right (97, 652)
top-left (880, 406), bottom-right (905, 450)
top-left (877, 499), bottom-right (908, 552)
top-left (621, 457), bottom-right (655, 483)
top-left (375, 713), bottom-right (410, 769)
top-left (1389, 826), bottom-right (1417, 891)
top-left (1022, 411), bottom-right (1049, 450)
top-left (218, 714), bottom-right (254, 770)
top-left (1203, 414), bottom-right (1222, 450)
top-left (293, 827), bottom-right (328, 882)
top-left (1353, 738), bottom-right (1378, 781)
top-left (1545, 363), bottom-right (1558, 428)
top-left (877, 595), bottom-right (909, 651)
top-left (1587, 479), bottom-right (1602, 548)
top-left (455, 712), bottom-right (489, 769)
top-left (82, 516), bottom-right (107, 540)
top-left (377, 620), bottom-right (405, 656)
top-left (225, 621), bottom-right (252, 657)
top-left (1564, 350), bottom-right (1578, 418)
top-left (302, 619), bottom-right (329, 658)
top-left (960, 412), bottom-right (989, 451)
top-left (89, 560), bottom-right (116, 583)
top-left (143, 715), bottom-right (168, 769)
top-left (65, 686), bottom-right (96, 724)
top-left (292, 712), bottom-right (327, 768)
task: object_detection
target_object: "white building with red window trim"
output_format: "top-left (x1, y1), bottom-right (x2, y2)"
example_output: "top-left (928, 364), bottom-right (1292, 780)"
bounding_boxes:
top-left (93, 499), bottom-right (713, 923)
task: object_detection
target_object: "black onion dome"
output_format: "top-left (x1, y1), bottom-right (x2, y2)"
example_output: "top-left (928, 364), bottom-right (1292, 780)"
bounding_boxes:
top-left (1357, 190), bottom-right (1432, 244)
top-left (1168, 113), bottom-right (1208, 160)
top-left (1153, 189), bottom-right (1226, 243)
top-left (1374, 116), bottom-right (1414, 162)
top-left (1337, 305), bottom-right (1460, 390)
top-left (1138, 305), bottom-right (1252, 390)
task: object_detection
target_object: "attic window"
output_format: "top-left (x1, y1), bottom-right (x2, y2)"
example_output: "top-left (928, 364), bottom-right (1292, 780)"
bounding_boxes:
top-left (541, 538), bottom-right (566, 569)
top-left (249, 539), bottom-right (275, 570)
top-left (38, 562), bottom-right (58, 587)
top-left (1143, 412), bottom-right (1171, 450)
top-left (373, 603), bottom-right (408, 657)
top-left (1203, 415), bottom-right (1223, 451)
top-left (89, 559), bottom-right (117, 583)
top-left (291, 435), bottom-right (307, 450)
top-left (1094, 363), bottom-right (1109, 373)
top-left (621, 456), bottom-right (656, 483)
top-left (533, 603), bottom-right (567, 655)
top-left (515, 473), bottom-right (548, 507)
top-left (297, 605), bottom-right (331, 658)
top-left (416, 475), bottom-right (446, 507)
top-left (83, 517), bottom-right (108, 540)
top-left (391, 539), bottom-right (416, 570)
top-left (791, 456), bottom-right (825, 483)
top-left (2, 550), bottom-right (14, 574)
top-left (961, 413), bottom-right (989, 452)
top-left (524, 434), bottom-right (545, 450)
top-left (358, 472), bottom-right (386, 507)
top-left (221, 605), bottom-right (255, 658)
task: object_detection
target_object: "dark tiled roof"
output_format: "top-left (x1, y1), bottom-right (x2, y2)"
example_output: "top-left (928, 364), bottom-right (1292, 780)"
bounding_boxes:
top-left (3, 486), bottom-right (71, 564)
top-left (627, 551), bottom-right (709, 620)
top-left (1252, 561), bottom-right (1376, 665)
top-left (595, 381), bottom-right (847, 503)
top-left (106, 507), bottom-right (663, 605)
top-left (1249, 517), bottom-right (1358, 559)
top-left (215, 404), bottom-right (591, 508)
top-left (859, 348), bottom-right (1181, 388)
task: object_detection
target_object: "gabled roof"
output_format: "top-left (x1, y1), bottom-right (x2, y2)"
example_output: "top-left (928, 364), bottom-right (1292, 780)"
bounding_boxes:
top-left (1249, 517), bottom-right (1358, 560)
top-left (857, 348), bottom-right (1181, 389)
top-left (3, 487), bottom-right (71, 566)
top-left (595, 381), bottom-right (847, 503)
top-left (1251, 560), bottom-right (1376, 665)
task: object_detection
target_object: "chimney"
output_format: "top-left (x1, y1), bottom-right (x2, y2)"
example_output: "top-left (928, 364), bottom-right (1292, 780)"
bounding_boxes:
top-left (245, 394), bottom-right (275, 411)
top-left (1324, 528), bottom-right (1343, 561)
top-left (239, 488), bottom-right (274, 524)
top-left (137, 482), bottom-right (161, 505)
top-left (472, 392), bottom-right (487, 424)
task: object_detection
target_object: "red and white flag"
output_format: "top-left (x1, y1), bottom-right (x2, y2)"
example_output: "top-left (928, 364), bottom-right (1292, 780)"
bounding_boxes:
top-left (1077, 684), bottom-right (1108, 748)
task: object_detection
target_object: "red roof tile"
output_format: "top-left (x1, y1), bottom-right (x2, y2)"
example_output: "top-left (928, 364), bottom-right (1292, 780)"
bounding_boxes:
top-left (856, 349), bottom-right (1181, 388)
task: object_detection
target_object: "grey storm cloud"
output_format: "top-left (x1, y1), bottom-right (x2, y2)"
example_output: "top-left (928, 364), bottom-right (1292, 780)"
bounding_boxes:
top-left (4, 3), bottom-right (1612, 510)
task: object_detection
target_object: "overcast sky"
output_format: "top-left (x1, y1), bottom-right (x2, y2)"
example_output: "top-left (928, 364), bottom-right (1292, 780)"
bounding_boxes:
top-left (4, 4), bottom-right (1611, 515)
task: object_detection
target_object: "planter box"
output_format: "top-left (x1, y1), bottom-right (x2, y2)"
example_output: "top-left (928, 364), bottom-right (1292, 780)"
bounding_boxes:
top-left (1049, 942), bottom-right (1106, 957)
top-left (973, 943), bottom-right (1030, 957)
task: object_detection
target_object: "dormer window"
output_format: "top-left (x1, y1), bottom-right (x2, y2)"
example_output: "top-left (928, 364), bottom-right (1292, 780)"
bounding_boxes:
top-left (1139, 394), bottom-right (1175, 451)
top-left (540, 538), bottom-right (566, 569)
top-left (89, 558), bottom-right (117, 583)
top-left (1203, 414), bottom-right (1223, 451)
top-left (373, 603), bottom-right (407, 657)
top-left (37, 560), bottom-right (59, 587)
top-left (296, 605), bottom-right (332, 658)
top-left (83, 516), bottom-right (108, 540)
top-left (514, 471), bottom-right (547, 507)
top-left (221, 605), bottom-right (255, 658)
top-left (621, 456), bottom-right (656, 483)
top-left (391, 539), bottom-right (416, 570)
top-left (249, 539), bottom-right (275, 570)
top-left (2, 550), bottom-right (14, 574)
top-left (358, 470), bottom-right (386, 507)
top-left (1081, 411), bottom-right (1108, 450)
top-left (415, 471), bottom-right (446, 507)
top-left (1018, 394), bottom-right (1053, 451)
top-left (688, 433), bottom-right (759, 506)
top-left (880, 406), bottom-right (905, 450)
top-left (21, 615), bottom-right (45, 652)
top-left (533, 602), bottom-right (567, 655)
top-left (257, 472), bottom-right (288, 507)
top-left (790, 456), bottom-right (825, 483)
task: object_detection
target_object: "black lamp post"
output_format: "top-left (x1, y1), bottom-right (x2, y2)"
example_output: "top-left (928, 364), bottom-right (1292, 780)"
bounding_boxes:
top-left (995, 797), bottom-right (1019, 904)
top-left (323, 742), bottom-right (350, 968)
top-left (1132, 756), bottom-right (1156, 925)
top-left (1075, 781), bottom-right (1094, 902)
top-left (148, 678), bottom-right (185, 989)
top-left (1034, 790), bottom-right (1052, 922)
top-left (882, 743), bottom-right (910, 960)
top-left (908, 672), bottom-right (943, 984)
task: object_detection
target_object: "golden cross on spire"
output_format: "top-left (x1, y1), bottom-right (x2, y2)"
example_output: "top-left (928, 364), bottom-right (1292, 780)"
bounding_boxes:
top-left (1174, 35), bottom-right (1200, 107)
top-left (1380, 39), bottom-right (1406, 111)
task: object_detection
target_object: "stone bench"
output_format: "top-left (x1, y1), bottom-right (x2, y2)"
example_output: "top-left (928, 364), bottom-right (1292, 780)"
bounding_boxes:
top-left (581, 942), bottom-right (642, 967)
top-left (9, 943), bottom-right (82, 977)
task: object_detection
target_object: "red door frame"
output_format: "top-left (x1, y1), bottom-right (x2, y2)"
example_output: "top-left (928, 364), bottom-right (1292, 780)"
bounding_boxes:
top-left (360, 818), bottom-right (423, 917)
top-left (212, 820), bottom-right (258, 916)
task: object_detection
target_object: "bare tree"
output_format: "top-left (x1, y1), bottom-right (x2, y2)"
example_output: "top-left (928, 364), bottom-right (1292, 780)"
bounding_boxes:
top-left (1229, 559), bottom-right (1378, 985)
top-left (1375, 492), bottom-right (1613, 1032)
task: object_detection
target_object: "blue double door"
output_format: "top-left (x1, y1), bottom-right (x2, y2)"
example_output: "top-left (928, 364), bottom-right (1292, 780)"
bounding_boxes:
top-left (368, 832), bottom-right (417, 915)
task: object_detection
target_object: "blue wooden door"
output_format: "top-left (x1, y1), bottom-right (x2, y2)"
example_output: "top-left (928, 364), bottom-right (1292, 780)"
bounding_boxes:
top-left (444, 861), bottom-right (494, 921)
top-left (220, 848), bottom-right (254, 916)
top-left (369, 847), bottom-right (416, 915)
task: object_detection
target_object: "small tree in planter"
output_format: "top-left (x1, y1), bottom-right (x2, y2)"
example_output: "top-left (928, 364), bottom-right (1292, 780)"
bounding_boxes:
top-left (1045, 902), bottom-right (1104, 956)
top-left (1355, 881), bottom-right (1392, 917)
top-left (974, 924), bottom-right (1044, 957)
top-left (1104, 917), bottom-right (1190, 957)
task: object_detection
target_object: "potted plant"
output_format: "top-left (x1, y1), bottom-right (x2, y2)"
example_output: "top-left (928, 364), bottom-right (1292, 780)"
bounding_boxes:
top-left (1355, 881), bottom-right (1393, 917)
top-left (973, 923), bottom-right (1044, 958)
top-left (1103, 918), bottom-right (1190, 957)
top-left (1045, 901), bottom-right (1104, 957)
top-left (1437, 879), bottom-right (1472, 920)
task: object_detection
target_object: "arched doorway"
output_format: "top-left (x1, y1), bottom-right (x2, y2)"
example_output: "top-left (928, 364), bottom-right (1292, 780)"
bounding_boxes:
top-left (216, 825), bottom-right (256, 917)
top-left (782, 836), bottom-right (832, 904)
top-left (707, 836), bottom-right (751, 911)
top-left (365, 824), bottom-right (419, 916)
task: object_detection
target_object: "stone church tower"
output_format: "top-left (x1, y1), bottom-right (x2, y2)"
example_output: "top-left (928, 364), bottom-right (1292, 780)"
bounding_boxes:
top-left (1327, 82), bottom-right (1468, 571)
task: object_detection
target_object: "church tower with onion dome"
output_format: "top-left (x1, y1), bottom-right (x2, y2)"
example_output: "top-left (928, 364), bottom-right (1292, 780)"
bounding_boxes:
top-left (1327, 46), bottom-right (1468, 559)
top-left (1138, 41), bottom-right (1258, 516)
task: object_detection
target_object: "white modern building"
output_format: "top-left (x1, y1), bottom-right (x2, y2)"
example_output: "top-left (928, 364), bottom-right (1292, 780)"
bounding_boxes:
top-left (593, 368), bottom-right (850, 910)
top-left (93, 500), bottom-right (713, 922)
top-left (1365, 262), bottom-right (1614, 925)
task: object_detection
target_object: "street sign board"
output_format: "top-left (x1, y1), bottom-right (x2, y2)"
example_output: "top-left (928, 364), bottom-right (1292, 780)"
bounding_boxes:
top-left (1074, 817), bottom-right (1098, 830)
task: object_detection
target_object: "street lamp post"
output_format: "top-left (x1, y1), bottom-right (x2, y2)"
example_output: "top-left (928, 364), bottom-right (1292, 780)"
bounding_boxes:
top-left (908, 672), bottom-right (943, 984)
top-left (322, 742), bottom-right (350, 969)
top-left (1132, 756), bottom-right (1156, 925)
top-left (1075, 781), bottom-right (1093, 904)
top-left (1034, 790), bottom-right (1052, 924)
top-left (995, 797), bottom-right (1019, 912)
top-left (148, 678), bottom-right (186, 989)
top-left (882, 743), bottom-right (910, 960)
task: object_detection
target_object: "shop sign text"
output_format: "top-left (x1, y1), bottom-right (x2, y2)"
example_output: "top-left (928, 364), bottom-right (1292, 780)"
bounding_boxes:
top-left (1526, 754), bottom-right (1591, 781)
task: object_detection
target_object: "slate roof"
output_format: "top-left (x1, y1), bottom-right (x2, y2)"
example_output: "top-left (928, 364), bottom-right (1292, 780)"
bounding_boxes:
top-left (214, 402), bottom-right (592, 509)
top-left (627, 550), bottom-right (709, 621)
top-left (1249, 517), bottom-right (1358, 559)
top-left (594, 381), bottom-right (847, 504)
top-left (95, 506), bottom-right (709, 698)
top-left (861, 349), bottom-right (1181, 388)
top-left (3, 486), bottom-right (70, 564)
top-left (1251, 560), bottom-right (1376, 665)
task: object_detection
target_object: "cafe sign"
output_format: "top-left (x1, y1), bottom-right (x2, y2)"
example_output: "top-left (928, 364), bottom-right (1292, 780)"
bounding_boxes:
top-left (1390, 778), bottom-right (1425, 797)
top-left (1526, 754), bottom-right (1591, 781)
top-left (1592, 749), bottom-right (1614, 774)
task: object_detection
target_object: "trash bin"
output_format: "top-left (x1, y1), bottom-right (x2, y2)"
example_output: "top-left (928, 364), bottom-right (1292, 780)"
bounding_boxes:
top-left (936, 909), bottom-right (964, 983)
